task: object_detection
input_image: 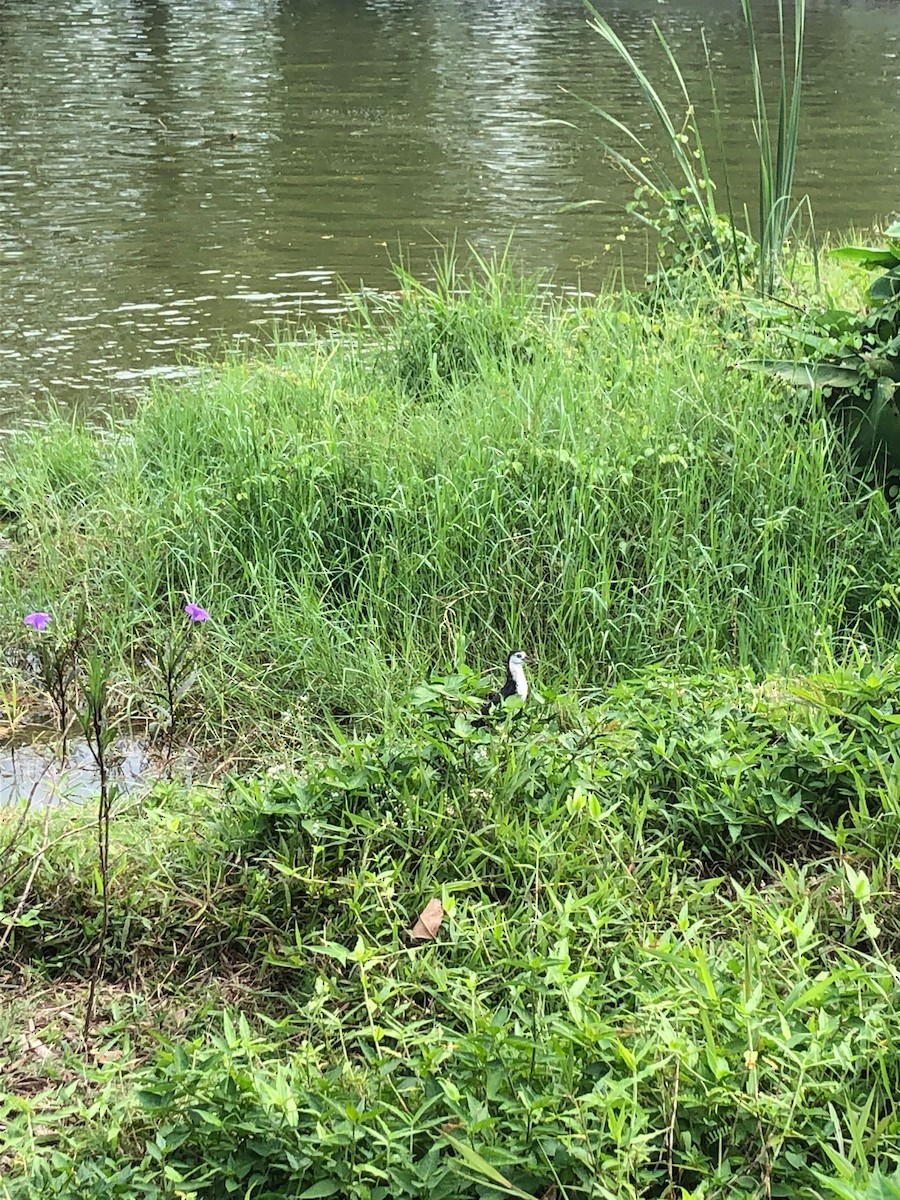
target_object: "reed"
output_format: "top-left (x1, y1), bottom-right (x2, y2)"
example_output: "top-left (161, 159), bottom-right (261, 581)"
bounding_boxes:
top-left (584, 0), bottom-right (808, 296)
top-left (741, 0), bottom-right (807, 294)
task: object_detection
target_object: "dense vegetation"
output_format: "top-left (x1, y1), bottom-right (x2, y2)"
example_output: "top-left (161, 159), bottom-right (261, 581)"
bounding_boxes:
top-left (1, 258), bottom-right (899, 746)
top-left (3, 248), bottom-right (900, 1199)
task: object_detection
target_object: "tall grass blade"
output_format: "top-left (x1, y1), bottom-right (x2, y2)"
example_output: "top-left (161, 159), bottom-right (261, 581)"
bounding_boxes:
top-left (741, 0), bottom-right (807, 293)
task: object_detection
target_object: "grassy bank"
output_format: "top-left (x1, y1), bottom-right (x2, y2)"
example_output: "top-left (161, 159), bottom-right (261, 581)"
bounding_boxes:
top-left (4, 662), bottom-right (900, 1197)
top-left (1, 257), bottom-right (899, 749)
top-left (4, 252), bottom-right (900, 1198)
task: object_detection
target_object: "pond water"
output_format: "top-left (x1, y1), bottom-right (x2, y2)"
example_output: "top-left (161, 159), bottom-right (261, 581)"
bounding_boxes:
top-left (0, 730), bottom-right (151, 807)
top-left (1, 0), bottom-right (898, 417)
top-left (0, 723), bottom-right (206, 806)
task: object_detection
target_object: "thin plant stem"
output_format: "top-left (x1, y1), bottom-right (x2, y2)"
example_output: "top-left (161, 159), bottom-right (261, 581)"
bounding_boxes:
top-left (81, 657), bottom-right (116, 1044)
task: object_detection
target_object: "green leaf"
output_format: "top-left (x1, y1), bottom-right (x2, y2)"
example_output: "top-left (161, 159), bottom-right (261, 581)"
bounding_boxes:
top-left (298, 1183), bottom-right (343, 1199)
top-left (742, 359), bottom-right (863, 388)
top-left (844, 862), bottom-right (870, 901)
top-left (136, 1088), bottom-right (174, 1111)
top-left (811, 307), bottom-right (858, 336)
top-left (222, 1010), bottom-right (237, 1047)
top-left (302, 941), bottom-right (352, 966)
top-left (174, 667), bottom-right (200, 702)
top-left (869, 267), bottom-right (900, 303)
top-left (830, 245), bottom-right (900, 269)
top-left (862, 912), bottom-right (881, 940)
top-left (443, 1133), bottom-right (536, 1199)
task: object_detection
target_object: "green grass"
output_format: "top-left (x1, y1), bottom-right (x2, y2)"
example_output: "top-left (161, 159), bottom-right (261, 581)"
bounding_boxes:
top-left (4, 250), bottom-right (900, 1197)
top-left (3, 661), bottom-right (900, 1197)
top-left (1, 254), bottom-right (899, 750)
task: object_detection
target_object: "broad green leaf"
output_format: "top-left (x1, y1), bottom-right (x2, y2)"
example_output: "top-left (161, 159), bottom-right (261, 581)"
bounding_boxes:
top-left (811, 307), bottom-right (857, 335)
top-left (869, 267), bottom-right (900, 303)
top-left (742, 359), bottom-right (863, 387)
top-left (830, 245), bottom-right (900, 269)
top-left (298, 1183), bottom-right (343, 1199)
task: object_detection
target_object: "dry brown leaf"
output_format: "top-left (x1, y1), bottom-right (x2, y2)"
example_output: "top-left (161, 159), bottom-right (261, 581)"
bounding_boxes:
top-left (409, 897), bottom-right (444, 941)
top-left (539, 1187), bottom-right (558, 1200)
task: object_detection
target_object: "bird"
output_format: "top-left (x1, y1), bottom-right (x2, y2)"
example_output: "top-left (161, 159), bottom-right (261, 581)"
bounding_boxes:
top-left (473, 649), bottom-right (528, 726)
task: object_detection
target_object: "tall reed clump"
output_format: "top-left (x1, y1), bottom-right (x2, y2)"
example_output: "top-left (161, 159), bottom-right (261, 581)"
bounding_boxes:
top-left (0, 257), bottom-right (898, 738)
top-left (739, 0), bottom-right (807, 295)
top-left (584, 0), bottom-right (807, 296)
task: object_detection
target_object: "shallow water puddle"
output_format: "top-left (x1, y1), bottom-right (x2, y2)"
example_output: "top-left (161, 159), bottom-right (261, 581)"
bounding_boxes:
top-left (1, 730), bottom-right (154, 806)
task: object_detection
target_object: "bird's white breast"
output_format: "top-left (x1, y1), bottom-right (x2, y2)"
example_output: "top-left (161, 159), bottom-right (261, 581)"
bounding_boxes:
top-left (509, 660), bottom-right (528, 700)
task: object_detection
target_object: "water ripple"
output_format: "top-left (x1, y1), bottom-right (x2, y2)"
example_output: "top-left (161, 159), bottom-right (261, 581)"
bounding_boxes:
top-left (0, 0), bottom-right (897, 415)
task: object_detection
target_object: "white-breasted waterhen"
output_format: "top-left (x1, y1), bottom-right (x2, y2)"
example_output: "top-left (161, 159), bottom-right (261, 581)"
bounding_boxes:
top-left (474, 649), bottom-right (528, 726)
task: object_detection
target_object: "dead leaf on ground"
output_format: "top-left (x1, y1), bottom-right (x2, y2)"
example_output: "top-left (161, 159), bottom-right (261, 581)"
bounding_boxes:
top-left (539, 1187), bottom-right (558, 1200)
top-left (409, 897), bottom-right (444, 941)
top-left (94, 1046), bottom-right (123, 1064)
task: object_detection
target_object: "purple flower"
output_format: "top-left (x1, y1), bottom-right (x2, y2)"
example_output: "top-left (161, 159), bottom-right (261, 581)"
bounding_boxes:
top-left (24, 611), bottom-right (51, 631)
top-left (184, 602), bottom-right (210, 623)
